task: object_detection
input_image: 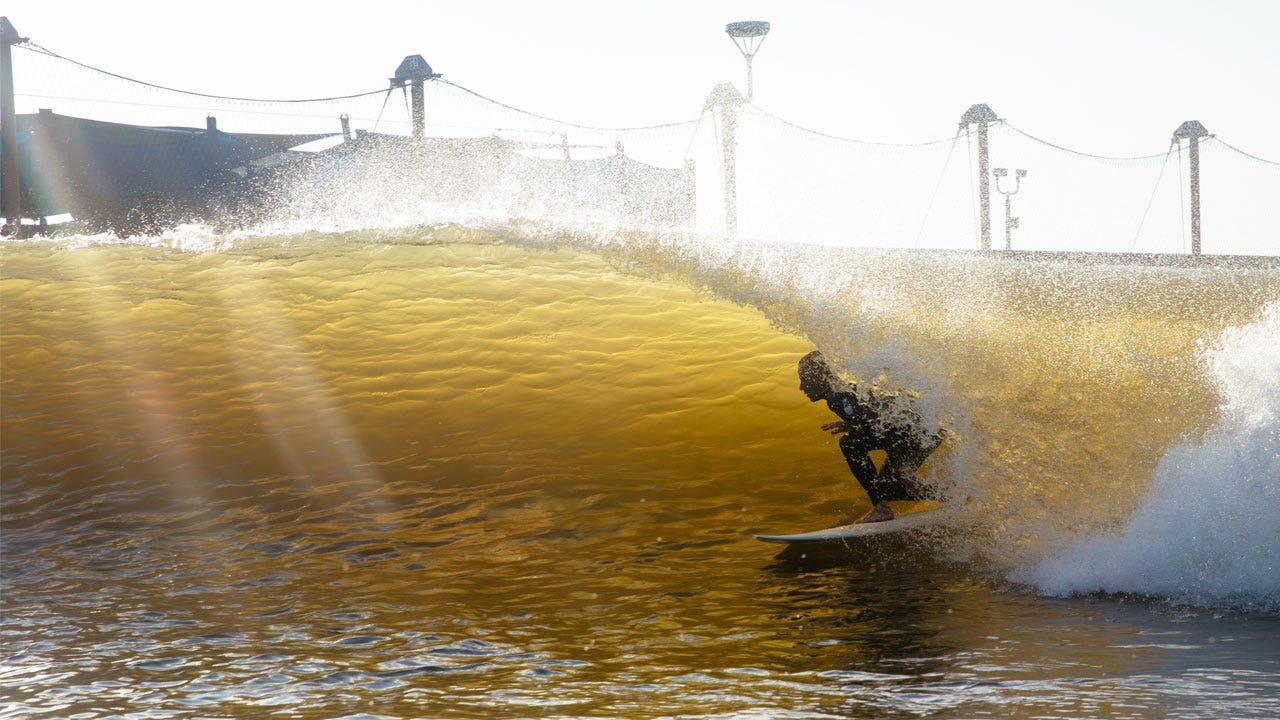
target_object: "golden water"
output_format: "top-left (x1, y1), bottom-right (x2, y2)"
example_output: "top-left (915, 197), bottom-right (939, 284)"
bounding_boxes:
top-left (3, 229), bottom-right (1278, 718)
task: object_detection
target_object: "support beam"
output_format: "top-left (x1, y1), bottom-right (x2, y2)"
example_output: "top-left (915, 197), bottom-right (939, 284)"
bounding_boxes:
top-left (393, 55), bottom-right (440, 140)
top-left (1, 17), bottom-right (25, 233)
top-left (704, 83), bottom-right (744, 240)
top-left (1173, 120), bottom-right (1210, 255)
top-left (960, 103), bottom-right (999, 251)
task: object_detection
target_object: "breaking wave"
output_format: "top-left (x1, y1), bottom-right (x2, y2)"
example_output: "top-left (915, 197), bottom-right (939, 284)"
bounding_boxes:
top-left (1021, 302), bottom-right (1280, 608)
top-left (3, 224), bottom-right (1278, 612)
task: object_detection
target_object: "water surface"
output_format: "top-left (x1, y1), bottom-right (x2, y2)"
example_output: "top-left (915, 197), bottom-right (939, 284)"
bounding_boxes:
top-left (3, 232), bottom-right (1277, 718)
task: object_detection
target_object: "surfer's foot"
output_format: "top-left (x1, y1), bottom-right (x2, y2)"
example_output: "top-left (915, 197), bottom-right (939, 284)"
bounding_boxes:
top-left (855, 501), bottom-right (894, 524)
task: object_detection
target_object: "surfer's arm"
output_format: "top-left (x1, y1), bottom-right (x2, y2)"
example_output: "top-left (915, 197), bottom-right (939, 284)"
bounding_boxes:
top-left (826, 393), bottom-right (873, 433)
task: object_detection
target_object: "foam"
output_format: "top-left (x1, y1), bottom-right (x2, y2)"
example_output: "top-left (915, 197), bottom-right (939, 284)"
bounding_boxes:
top-left (1022, 302), bottom-right (1280, 607)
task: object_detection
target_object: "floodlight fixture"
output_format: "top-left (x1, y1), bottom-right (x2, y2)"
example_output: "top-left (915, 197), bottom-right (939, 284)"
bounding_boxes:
top-left (993, 167), bottom-right (1028, 251)
top-left (725, 20), bottom-right (770, 102)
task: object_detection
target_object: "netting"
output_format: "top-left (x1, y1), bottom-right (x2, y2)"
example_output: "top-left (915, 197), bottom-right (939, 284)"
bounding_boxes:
top-left (7, 41), bottom-right (1279, 254)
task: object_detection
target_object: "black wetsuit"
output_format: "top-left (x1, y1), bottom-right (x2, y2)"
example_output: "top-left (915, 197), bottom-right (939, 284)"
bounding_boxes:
top-left (826, 391), bottom-right (940, 505)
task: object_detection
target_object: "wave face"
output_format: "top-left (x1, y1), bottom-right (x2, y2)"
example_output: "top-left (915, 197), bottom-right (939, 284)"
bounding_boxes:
top-left (4, 228), bottom-right (1276, 611)
top-left (0, 233), bottom-right (832, 560)
top-left (624, 238), bottom-right (1279, 603)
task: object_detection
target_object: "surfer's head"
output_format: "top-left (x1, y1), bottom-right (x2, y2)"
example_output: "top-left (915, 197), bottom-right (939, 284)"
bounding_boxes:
top-left (798, 350), bottom-right (836, 402)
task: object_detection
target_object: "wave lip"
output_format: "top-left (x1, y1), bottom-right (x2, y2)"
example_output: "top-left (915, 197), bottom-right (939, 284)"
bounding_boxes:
top-left (1022, 303), bottom-right (1280, 609)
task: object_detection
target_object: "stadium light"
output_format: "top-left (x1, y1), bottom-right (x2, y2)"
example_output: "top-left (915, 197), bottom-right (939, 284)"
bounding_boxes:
top-left (725, 21), bottom-right (770, 102)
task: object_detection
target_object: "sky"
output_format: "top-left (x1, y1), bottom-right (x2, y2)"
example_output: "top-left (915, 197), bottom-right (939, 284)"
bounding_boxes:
top-left (6, 0), bottom-right (1279, 159)
top-left (5, 1), bottom-right (1278, 253)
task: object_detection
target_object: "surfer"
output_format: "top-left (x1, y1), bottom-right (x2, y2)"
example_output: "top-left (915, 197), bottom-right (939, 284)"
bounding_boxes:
top-left (798, 350), bottom-right (945, 523)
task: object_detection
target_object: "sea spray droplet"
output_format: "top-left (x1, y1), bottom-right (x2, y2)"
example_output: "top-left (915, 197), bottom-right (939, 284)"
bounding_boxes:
top-left (1023, 302), bottom-right (1280, 607)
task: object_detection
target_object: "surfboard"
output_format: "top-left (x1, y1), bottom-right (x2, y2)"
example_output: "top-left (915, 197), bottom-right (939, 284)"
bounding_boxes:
top-left (754, 500), bottom-right (946, 544)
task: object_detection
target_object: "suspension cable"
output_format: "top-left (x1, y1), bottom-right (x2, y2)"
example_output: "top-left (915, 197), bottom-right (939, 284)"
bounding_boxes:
top-left (1129, 146), bottom-right (1176, 251)
top-left (745, 104), bottom-right (955, 148)
top-left (17, 42), bottom-right (388, 104)
top-left (914, 130), bottom-right (964, 247)
top-left (1176, 140), bottom-right (1187, 253)
top-left (965, 128), bottom-right (979, 246)
top-left (437, 78), bottom-right (700, 133)
top-left (682, 110), bottom-right (708, 162)
top-left (1003, 122), bottom-right (1168, 162)
top-left (1209, 137), bottom-right (1280, 166)
top-left (371, 88), bottom-right (395, 134)
top-left (14, 90), bottom-right (399, 126)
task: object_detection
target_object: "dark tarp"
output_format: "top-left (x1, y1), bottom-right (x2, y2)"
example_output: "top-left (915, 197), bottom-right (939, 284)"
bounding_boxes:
top-left (6, 111), bottom-right (331, 227)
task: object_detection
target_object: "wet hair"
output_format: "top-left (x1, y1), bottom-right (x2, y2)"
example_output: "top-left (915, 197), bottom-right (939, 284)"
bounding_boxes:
top-left (798, 350), bottom-right (833, 385)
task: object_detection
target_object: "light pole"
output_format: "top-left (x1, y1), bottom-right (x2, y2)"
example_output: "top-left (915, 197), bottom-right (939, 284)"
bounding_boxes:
top-left (992, 167), bottom-right (1026, 251)
top-left (959, 103), bottom-right (999, 251)
top-left (725, 21), bottom-right (770, 102)
top-left (1172, 120), bottom-right (1209, 255)
top-left (392, 55), bottom-right (441, 140)
top-left (704, 83), bottom-right (745, 239)
top-left (2, 16), bottom-right (25, 234)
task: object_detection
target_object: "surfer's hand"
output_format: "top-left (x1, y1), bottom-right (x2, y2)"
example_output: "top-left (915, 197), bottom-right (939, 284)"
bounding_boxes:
top-left (821, 421), bottom-right (850, 435)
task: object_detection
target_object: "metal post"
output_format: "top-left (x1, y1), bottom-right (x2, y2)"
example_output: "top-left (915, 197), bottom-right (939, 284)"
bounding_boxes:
top-left (393, 55), bottom-right (440, 141)
top-left (1190, 138), bottom-right (1201, 254)
top-left (993, 167), bottom-right (1025, 251)
top-left (725, 21), bottom-right (770, 104)
top-left (1, 17), bottom-right (25, 233)
top-left (960, 103), bottom-right (999, 251)
top-left (1173, 120), bottom-right (1209, 255)
top-left (410, 79), bottom-right (425, 139)
top-left (682, 158), bottom-right (697, 227)
top-left (978, 123), bottom-right (991, 250)
top-left (704, 83), bottom-right (745, 240)
top-left (722, 105), bottom-right (738, 239)
top-left (1004, 193), bottom-right (1012, 250)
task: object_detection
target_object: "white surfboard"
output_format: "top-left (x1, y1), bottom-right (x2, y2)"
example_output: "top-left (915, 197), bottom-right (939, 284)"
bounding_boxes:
top-left (754, 501), bottom-right (946, 544)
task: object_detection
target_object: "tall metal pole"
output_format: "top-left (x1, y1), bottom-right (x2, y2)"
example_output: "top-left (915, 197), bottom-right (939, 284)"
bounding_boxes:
top-left (393, 55), bottom-right (439, 141)
top-left (410, 78), bottom-right (425, 139)
top-left (993, 167), bottom-right (1025, 251)
top-left (1188, 134), bottom-right (1202, 256)
top-left (1, 17), bottom-right (25, 233)
top-left (725, 21), bottom-right (770, 104)
top-left (978, 122), bottom-right (991, 251)
top-left (1003, 192), bottom-right (1012, 250)
top-left (705, 83), bottom-right (744, 240)
top-left (1173, 120), bottom-right (1209, 255)
top-left (960, 103), bottom-right (999, 251)
top-left (722, 104), bottom-right (738, 239)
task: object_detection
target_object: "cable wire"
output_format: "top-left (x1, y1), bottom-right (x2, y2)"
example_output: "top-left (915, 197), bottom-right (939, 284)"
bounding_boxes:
top-left (17, 42), bottom-right (389, 104)
top-left (1210, 137), bottom-right (1280, 166)
top-left (682, 110), bottom-right (708, 162)
top-left (1129, 147), bottom-right (1175, 252)
top-left (1176, 140), bottom-right (1187, 253)
top-left (746, 104), bottom-right (955, 148)
top-left (965, 128), bottom-right (980, 247)
top-left (1004, 122), bottom-right (1168, 162)
top-left (14, 91), bottom-right (395, 126)
top-left (914, 130), bottom-right (963, 247)
top-left (437, 78), bottom-right (700, 133)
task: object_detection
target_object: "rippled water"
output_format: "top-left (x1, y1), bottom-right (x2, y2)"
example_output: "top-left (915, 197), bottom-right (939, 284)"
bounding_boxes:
top-left (2, 230), bottom-right (1278, 718)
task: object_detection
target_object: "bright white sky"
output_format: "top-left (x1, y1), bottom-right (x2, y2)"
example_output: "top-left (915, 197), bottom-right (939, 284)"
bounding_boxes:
top-left (6, 0), bottom-right (1279, 159)
top-left (5, 1), bottom-right (1278, 253)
